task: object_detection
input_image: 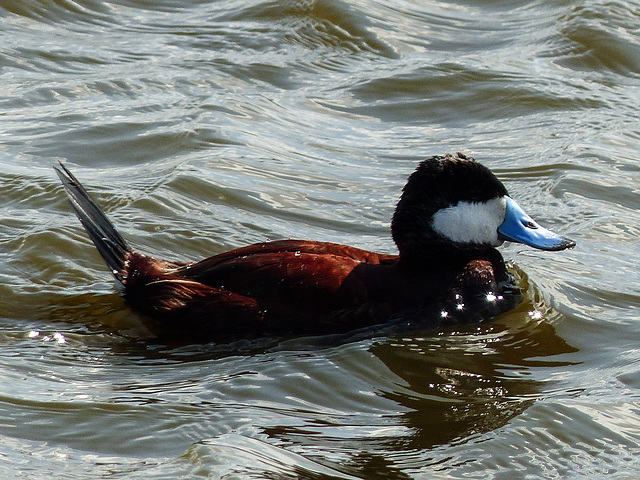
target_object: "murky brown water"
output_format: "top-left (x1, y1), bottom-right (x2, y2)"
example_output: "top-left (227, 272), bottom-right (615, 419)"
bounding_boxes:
top-left (1, 0), bottom-right (639, 478)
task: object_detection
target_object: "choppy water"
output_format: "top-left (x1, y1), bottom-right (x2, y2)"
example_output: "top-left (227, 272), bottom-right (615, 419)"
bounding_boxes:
top-left (1, 0), bottom-right (639, 478)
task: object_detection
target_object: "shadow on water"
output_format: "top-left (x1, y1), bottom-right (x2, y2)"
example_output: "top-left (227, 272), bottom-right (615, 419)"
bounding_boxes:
top-left (370, 309), bottom-right (577, 452)
top-left (324, 306), bottom-right (578, 479)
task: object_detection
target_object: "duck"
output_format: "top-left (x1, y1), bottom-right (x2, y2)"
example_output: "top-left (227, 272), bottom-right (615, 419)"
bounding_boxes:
top-left (55, 153), bottom-right (574, 340)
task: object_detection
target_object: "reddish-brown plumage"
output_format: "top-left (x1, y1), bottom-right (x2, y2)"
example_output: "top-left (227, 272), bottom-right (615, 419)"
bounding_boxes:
top-left (110, 239), bottom-right (509, 339)
top-left (119, 240), bottom-right (403, 338)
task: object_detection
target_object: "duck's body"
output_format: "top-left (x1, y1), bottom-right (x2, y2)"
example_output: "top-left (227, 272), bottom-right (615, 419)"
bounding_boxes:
top-left (56, 154), bottom-right (574, 340)
top-left (120, 240), bottom-right (509, 338)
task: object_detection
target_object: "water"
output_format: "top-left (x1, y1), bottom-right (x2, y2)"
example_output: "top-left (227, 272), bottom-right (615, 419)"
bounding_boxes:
top-left (1, 0), bottom-right (639, 478)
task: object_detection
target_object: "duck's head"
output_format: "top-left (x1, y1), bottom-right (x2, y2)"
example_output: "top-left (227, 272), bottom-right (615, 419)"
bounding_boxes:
top-left (391, 153), bottom-right (575, 258)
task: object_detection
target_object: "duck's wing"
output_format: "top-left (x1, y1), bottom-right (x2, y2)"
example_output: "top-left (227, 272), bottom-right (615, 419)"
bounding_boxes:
top-left (122, 240), bottom-right (397, 336)
top-left (178, 245), bottom-right (363, 297)
top-left (172, 239), bottom-right (396, 298)
top-left (174, 239), bottom-right (397, 278)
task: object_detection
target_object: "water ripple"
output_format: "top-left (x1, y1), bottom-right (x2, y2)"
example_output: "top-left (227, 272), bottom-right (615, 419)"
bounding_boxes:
top-left (1, 0), bottom-right (640, 478)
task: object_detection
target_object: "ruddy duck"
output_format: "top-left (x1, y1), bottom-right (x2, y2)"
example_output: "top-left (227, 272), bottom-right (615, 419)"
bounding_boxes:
top-left (55, 154), bottom-right (574, 340)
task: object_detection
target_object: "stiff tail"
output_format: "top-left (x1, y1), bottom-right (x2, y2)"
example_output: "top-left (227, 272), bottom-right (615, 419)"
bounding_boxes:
top-left (55, 162), bottom-right (131, 288)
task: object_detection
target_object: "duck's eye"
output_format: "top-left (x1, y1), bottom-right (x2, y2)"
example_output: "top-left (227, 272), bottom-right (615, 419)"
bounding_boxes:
top-left (523, 220), bottom-right (537, 229)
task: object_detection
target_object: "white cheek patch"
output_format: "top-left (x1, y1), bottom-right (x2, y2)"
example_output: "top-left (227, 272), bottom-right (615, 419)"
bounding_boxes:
top-left (430, 197), bottom-right (507, 246)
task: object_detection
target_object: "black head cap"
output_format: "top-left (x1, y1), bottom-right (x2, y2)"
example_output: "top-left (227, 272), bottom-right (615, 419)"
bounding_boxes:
top-left (391, 153), bottom-right (509, 256)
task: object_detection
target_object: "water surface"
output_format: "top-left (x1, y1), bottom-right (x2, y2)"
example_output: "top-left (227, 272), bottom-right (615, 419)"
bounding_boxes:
top-left (1, 0), bottom-right (639, 478)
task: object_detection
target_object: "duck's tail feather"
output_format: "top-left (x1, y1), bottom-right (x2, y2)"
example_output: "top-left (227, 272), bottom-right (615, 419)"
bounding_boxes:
top-left (55, 162), bottom-right (131, 288)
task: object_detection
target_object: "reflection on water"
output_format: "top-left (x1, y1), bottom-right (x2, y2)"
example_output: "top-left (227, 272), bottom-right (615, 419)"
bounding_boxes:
top-left (372, 313), bottom-right (577, 451)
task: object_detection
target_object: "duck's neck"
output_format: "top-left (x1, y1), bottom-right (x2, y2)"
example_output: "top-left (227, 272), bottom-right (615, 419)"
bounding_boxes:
top-left (396, 246), bottom-right (507, 275)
